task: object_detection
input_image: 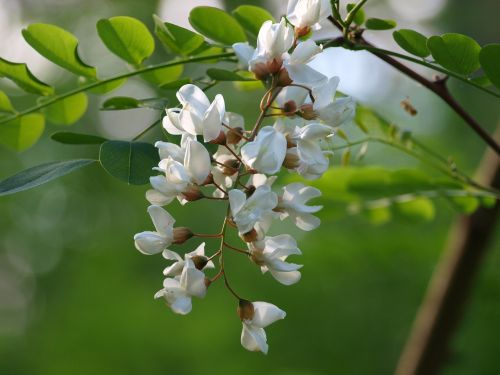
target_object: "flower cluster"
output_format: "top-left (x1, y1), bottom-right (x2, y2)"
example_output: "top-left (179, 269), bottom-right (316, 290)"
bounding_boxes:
top-left (134, 0), bottom-right (354, 354)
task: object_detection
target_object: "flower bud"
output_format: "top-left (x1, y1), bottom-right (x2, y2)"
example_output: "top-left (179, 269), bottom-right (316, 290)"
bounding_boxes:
top-left (223, 159), bottom-right (240, 176)
top-left (226, 127), bottom-right (244, 145)
top-left (298, 104), bottom-right (317, 120)
top-left (237, 299), bottom-right (255, 321)
top-left (283, 150), bottom-right (300, 169)
top-left (285, 134), bottom-right (297, 148)
top-left (209, 130), bottom-right (226, 145)
top-left (191, 255), bottom-right (209, 270)
top-left (241, 228), bottom-right (258, 242)
top-left (283, 100), bottom-right (297, 116)
top-left (173, 227), bottom-right (194, 244)
top-left (182, 185), bottom-right (204, 202)
top-left (277, 68), bottom-right (292, 87)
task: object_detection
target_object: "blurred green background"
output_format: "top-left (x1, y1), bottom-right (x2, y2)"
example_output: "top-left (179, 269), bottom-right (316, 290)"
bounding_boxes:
top-left (0, 0), bottom-right (499, 374)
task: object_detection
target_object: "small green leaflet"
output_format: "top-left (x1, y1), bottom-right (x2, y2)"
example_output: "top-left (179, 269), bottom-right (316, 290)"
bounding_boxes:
top-left (189, 6), bottom-right (247, 45)
top-left (0, 159), bottom-right (95, 196)
top-left (479, 44), bottom-right (500, 89)
top-left (99, 141), bottom-right (160, 185)
top-left (101, 96), bottom-right (168, 111)
top-left (51, 131), bottom-right (107, 145)
top-left (206, 68), bottom-right (257, 81)
top-left (0, 113), bottom-right (45, 152)
top-left (232, 5), bottom-right (275, 38)
top-left (153, 15), bottom-right (205, 56)
top-left (97, 16), bottom-right (155, 66)
top-left (0, 57), bottom-right (54, 96)
top-left (393, 29), bottom-right (430, 58)
top-left (365, 18), bottom-right (397, 30)
top-left (42, 93), bottom-right (88, 126)
top-left (346, 3), bottom-right (365, 25)
top-left (0, 90), bottom-right (15, 114)
top-left (22, 23), bottom-right (96, 78)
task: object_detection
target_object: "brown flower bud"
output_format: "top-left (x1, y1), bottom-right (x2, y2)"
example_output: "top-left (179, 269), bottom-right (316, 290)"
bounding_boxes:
top-left (209, 130), bottom-right (226, 145)
top-left (191, 255), bottom-right (209, 270)
top-left (237, 299), bottom-right (255, 321)
top-left (226, 127), bottom-right (244, 145)
top-left (245, 185), bottom-right (256, 198)
top-left (251, 58), bottom-right (283, 80)
top-left (201, 173), bottom-right (214, 186)
top-left (283, 150), bottom-right (300, 169)
top-left (277, 68), bottom-right (292, 87)
top-left (241, 228), bottom-right (258, 242)
top-left (286, 134), bottom-right (297, 148)
top-left (295, 26), bottom-right (311, 39)
top-left (298, 104), bottom-right (317, 120)
top-left (283, 100), bottom-right (297, 116)
top-left (268, 58), bottom-right (283, 75)
top-left (173, 227), bottom-right (194, 244)
top-left (222, 159), bottom-right (240, 176)
top-left (181, 185), bottom-right (203, 202)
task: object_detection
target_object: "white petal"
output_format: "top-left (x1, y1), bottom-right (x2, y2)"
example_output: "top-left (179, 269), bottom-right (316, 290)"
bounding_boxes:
top-left (294, 212), bottom-right (321, 231)
top-left (228, 189), bottom-right (247, 216)
top-left (251, 302), bottom-right (286, 328)
top-left (162, 249), bottom-right (182, 261)
top-left (289, 40), bottom-right (322, 64)
top-left (155, 141), bottom-right (184, 162)
top-left (180, 258), bottom-right (207, 298)
top-left (202, 95), bottom-right (224, 142)
top-left (145, 188), bottom-right (174, 206)
top-left (286, 63), bottom-right (327, 87)
top-left (134, 231), bottom-right (168, 255)
top-left (162, 108), bottom-right (184, 135)
top-left (233, 42), bottom-right (255, 69)
top-left (184, 140), bottom-right (211, 184)
top-left (147, 205), bottom-right (175, 236)
top-left (176, 84), bottom-right (210, 111)
top-left (241, 324), bottom-right (268, 354)
top-left (268, 269), bottom-right (302, 285)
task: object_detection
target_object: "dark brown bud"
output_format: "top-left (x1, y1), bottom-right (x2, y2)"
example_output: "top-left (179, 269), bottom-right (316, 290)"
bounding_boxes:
top-left (277, 67), bottom-right (292, 87)
top-left (226, 127), bottom-right (244, 145)
top-left (173, 227), bottom-right (194, 244)
top-left (298, 104), bottom-right (317, 120)
top-left (286, 134), bottom-right (297, 148)
top-left (283, 100), bottom-right (297, 116)
top-left (223, 159), bottom-right (240, 176)
top-left (241, 228), bottom-right (258, 242)
top-left (245, 185), bottom-right (256, 198)
top-left (268, 58), bottom-right (283, 75)
top-left (237, 299), bottom-right (255, 321)
top-left (191, 255), bottom-right (209, 270)
top-left (283, 151), bottom-right (300, 169)
top-left (251, 58), bottom-right (283, 80)
top-left (295, 26), bottom-right (311, 39)
top-left (181, 185), bottom-right (203, 202)
top-left (201, 173), bottom-right (214, 186)
top-left (209, 130), bottom-right (226, 145)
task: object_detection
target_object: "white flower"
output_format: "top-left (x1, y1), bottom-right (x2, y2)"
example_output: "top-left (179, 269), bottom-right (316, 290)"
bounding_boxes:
top-left (278, 183), bottom-right (322, 230)
top-left (164, 84), bottom-right (225, 142)
top-left (233, 42), bottom-right (256, 70)
top-left (180, 257), bottom-right (208, 298)
top-left (249, 234), bottom-right (302, 285)
top-left (240, 301), bottom-right (286, 354)
top-left (163, 242), bottom-right (214, 278)
top-left (283, 40), bottom-right (326, 87)
top-left (241, 126), bottom-right (287, 174)
top-left (154, 277), bottom-right (192, 315)
top-left (313, 77), bottom-right (355, 126)
top-left (287, 0), bottom-right (331, 30)
top-left (146, 140), bottom-right (211, 205)
top-left (229, 185), bottom-right (278, 234)
top-left (134, 205), bottom-right (175, 255)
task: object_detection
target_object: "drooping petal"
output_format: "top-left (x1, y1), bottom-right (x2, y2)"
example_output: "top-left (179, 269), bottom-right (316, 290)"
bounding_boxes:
top-left (251, 302), bottom-right (286, 328)
top-left (162, 108), bottom-right (184, 135)
top-left (180, 257), bottom-right (207, 298)
top-left (268, 269), bottom-right (302, 285)
top-left (147, 205), bottom-right (175, 235)
top-left (233, 42), bottom-right (256, 69)
top-left (176, 84), bottom-right (210, 112)
top-left (134, 231), bottom-right (168, 255)
top-left (184, 140), bottom-right (211, 184)
top-left (241, 324), bottom-right (269, 354)
top-left (202, 95), bottom-right (224, 142)
top-left (228, 189), bottom-right (247, 217)
top-left (155, 141), bottom-right (184, 162)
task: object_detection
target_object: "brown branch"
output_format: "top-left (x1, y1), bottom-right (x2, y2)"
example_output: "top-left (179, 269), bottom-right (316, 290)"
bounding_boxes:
top-left (395, 128), bottom-right (500, 375)
top-left (326, 16), bottom-right (500, 155)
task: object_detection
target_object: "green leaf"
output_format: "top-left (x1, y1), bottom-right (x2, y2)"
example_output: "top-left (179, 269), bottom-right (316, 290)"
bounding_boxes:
top-left (427, 33), bottom-right (481, 75)
top-left (0, 90), bottom-right (16, 114)
top-left (0, 57), bottom-right (54, 96)
top-left (449, 195), bottom-right (480, 214)
top-left (42, 93), bottom-right (88, 125)
top-left (0, 113), bottom-right (45, 152)
top-left (0, 159), bottom-right (95, 196)
top-left (97, 16), bottom-right (155, 65)
top-left (189, 7), bottom-right (247, 45)
top-left (153, 15), bottom-right (204, 56)
top-left (99, 141), bottom-right (160, 185)
top-left (479, 44), bottom-right (500, 89)
top-left (51, 131), bottom-right (107, 145)
top-left (22, 23), bottom-right (96, 78)
top-left (365, 18), bottom-right (397, 30)
top-left (232, 5), bottom-right (275, 37)
top-left (393, 29), bottom-right (430, 58)
top-left (393, 197), bottom-right (435, 222)
top-left (469, 75), bottom-right (491, 88)
top-left (141, 64), bottom-right (183, 86)
top-left (346, 3), bottom-right (365, 25)
top-left (101, 96), bottom-right (168, 111)
top-left (206, 68), bottom-right (257, 81)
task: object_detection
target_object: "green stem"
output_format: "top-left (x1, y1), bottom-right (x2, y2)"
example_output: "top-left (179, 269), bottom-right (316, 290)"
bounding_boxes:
top-left (0, 52), bottom-right (235, 126)
top-left (344, 0), bottom-right (368, 30)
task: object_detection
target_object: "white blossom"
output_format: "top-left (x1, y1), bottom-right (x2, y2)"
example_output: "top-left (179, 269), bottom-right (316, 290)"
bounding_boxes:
top-left (163, 242), bottom-right (214, 278)
top-left (277, 183), bottom-right (322, 230)
top-left (154, 277), bottom-right (193, 315)
top-left (229, 185), bottom-right (278, 234)
top-left (134, 205), bottom-right (175, 255)
top-left (241, 126), bottom-right (287, 174)
top-left (287, 0), bottom-right (331, 30)
top-left (240, 301), bottom-right (286, 354)
top-left (283, 40), bottom-right (326, 87)
top-left (249, 234), bottom-right (302, 285)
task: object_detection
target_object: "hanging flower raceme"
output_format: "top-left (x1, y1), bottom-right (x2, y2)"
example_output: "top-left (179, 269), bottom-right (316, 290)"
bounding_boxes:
top-left (135, 3), bottom-right (355, 354)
